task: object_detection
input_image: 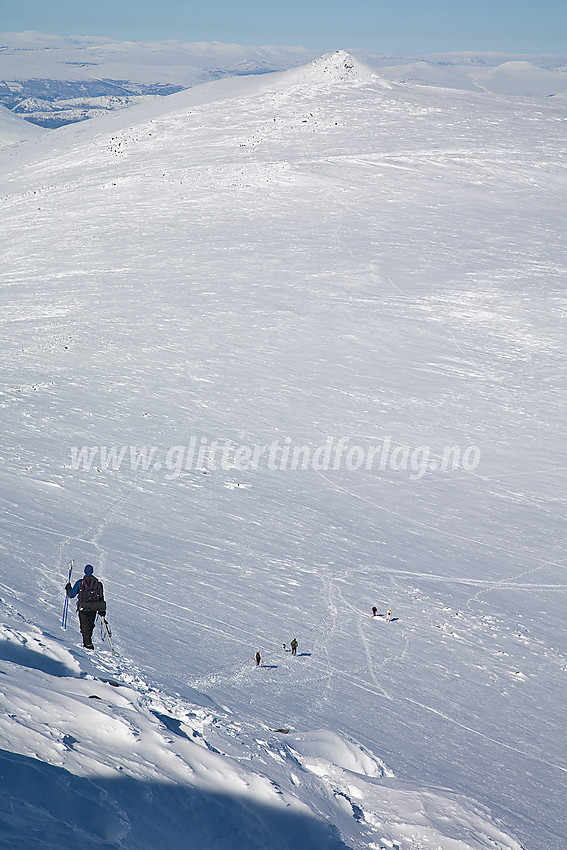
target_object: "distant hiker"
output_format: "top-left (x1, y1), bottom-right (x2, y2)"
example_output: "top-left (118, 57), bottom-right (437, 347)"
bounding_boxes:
top-left (65, 564), bottom-right (106, 649)
top-left (386, 608), bottom-right (392, 622)
top-left (255, 651), bottom-right (261, 667)
top-left (290, 638), bottom-right (298, 657)
top-left (282, 643), bottom-right (286, 651)
top-left (372, 606), bottom-right (378, 617)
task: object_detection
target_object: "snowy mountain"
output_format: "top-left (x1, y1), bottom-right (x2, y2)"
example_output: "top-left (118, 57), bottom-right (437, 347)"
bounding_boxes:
top-left (1, 31), bottom-right (566, 127)
top-left (0, 31), bottom-right (318, 127)
top-left (369, 56), bottom-right (567, 97)
top-left (0, 30), bottom-right (318, 83)
top-left (1, 49), bottom-right (566, 849)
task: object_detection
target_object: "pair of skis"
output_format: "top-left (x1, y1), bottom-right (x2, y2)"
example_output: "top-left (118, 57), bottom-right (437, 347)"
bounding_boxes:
top-left (61, 560), bottom-right (74, 630)
top-left (61, 560), bottom-right (115, 655)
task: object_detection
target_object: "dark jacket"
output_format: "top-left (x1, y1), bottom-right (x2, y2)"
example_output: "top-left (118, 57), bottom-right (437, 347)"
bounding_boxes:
top-left (66, 578), bottom-right (85, 598)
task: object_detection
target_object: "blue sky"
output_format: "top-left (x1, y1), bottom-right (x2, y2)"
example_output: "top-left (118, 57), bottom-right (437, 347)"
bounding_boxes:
top-left (2, 0), bottom-right (566, 54)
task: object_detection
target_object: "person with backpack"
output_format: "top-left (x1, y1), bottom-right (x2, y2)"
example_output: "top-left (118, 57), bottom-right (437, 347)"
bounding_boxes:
top-left (65, 564), bottom-right (106, 649)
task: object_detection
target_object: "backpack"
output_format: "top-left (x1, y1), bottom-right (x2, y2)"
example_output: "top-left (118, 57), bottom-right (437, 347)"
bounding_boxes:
top-left (78, 575), bottom-right (106, 614)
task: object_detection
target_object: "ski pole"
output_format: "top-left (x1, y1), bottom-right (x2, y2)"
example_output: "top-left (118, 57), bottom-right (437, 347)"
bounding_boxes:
top-left (101, 616), bottom-right (115, 654)
top-left (61, 560), bottom-right (73, 629)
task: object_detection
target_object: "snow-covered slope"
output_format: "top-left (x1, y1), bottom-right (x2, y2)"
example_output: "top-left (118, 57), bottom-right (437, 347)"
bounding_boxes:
top-left (0, 31), bottom-right (318, 127)
top-left (1, 50), bottom-right (565, 849)
top-left (0, 617), bottom-right (525, 849)
top-left (0, 102), bottom-right (45, 147)
top-left (2, 32), bottom-right (567, 129)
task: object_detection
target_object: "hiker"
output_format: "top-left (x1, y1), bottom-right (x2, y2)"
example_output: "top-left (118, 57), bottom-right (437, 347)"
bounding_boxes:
top-left (290, 637), bottom-right (298, 656)
top-left (372, 606), bottom-right (378, 617)
top-left (386, 608), bottom-right (392, 622)
top-left (65, 564), bottom-right (106, 649)
top-left (255, 650), bottom-right (261, 667)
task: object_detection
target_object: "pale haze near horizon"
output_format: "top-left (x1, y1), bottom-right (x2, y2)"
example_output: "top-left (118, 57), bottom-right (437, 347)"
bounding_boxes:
top-left (2, 0), bottom-right (566, 54)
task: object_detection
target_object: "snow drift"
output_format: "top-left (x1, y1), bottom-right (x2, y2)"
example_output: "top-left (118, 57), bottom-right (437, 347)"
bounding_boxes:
top-left (0, 616), bottom-right (524, 849)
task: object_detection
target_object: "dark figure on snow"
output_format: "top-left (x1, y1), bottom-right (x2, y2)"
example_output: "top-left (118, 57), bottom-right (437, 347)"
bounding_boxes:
top-left (372, 606), bottom-right (378, 617)
top-left (255, 651), bottom-right (261, 667)
top-left (290, 638), bottom-right (298, 656)
top-left (65, 564), bottom-right (106, 649)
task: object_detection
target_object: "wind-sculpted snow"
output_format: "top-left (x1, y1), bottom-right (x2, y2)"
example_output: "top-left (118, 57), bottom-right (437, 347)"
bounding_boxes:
top-left (0, 52), bottom-right (565, 849)
top-left (0, 623), bottom-right (80, 676)
top-left (0, 610), bottom-right (524, 849)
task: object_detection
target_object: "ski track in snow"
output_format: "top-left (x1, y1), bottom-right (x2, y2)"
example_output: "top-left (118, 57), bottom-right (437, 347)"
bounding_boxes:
top-left (1, 49), bottom-right (566, 849)
top-left (403, 695), bottom-right (567, 777)
top-left (0, 606), bottom-right (529, 850)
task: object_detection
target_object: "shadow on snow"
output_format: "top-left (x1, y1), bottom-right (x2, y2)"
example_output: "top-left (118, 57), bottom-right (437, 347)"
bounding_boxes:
top-left (0, 639), bottom-right (76, 678)
top-left (0, 748), bottom-right (349, 850)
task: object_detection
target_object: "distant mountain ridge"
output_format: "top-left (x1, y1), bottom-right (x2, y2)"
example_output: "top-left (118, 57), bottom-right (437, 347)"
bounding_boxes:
top-left (1, 31), bottom-right (566, 128)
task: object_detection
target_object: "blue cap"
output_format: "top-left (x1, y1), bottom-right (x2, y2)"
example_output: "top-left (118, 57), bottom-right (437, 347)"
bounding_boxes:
top-left (84, 564), bottom-right (94, 576)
